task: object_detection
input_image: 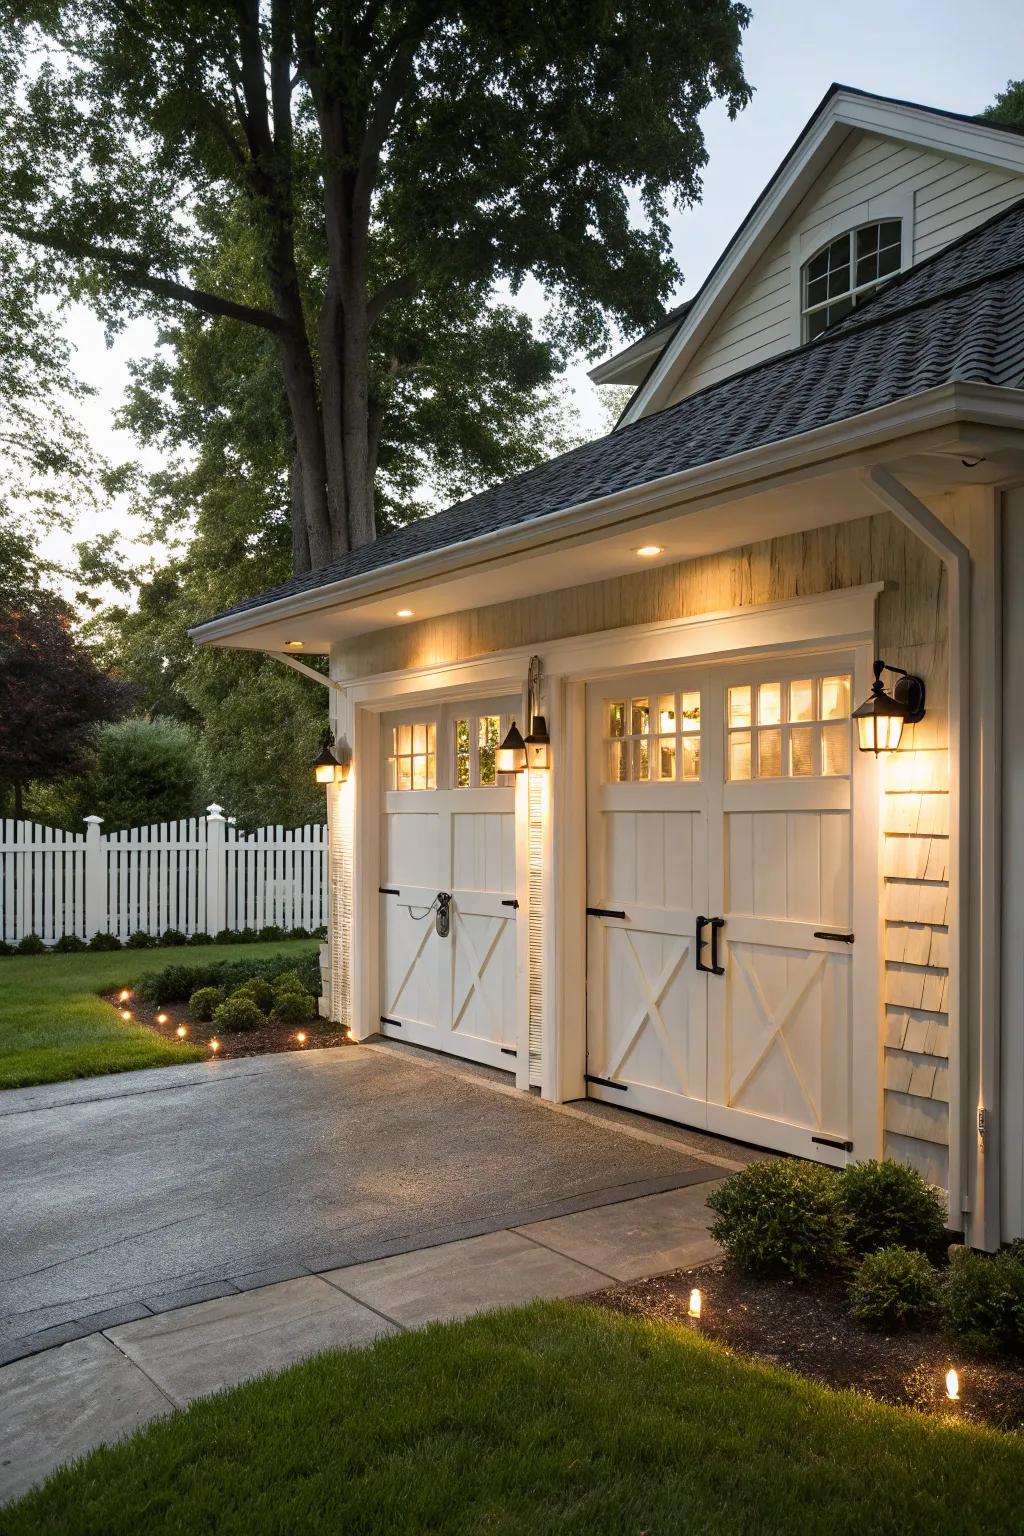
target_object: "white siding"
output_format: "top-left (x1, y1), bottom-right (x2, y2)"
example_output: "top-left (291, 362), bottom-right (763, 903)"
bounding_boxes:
top-left (669, 130), bottom-right (1024, 403)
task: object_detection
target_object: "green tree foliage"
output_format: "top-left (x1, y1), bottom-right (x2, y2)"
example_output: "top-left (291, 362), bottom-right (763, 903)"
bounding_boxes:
top-left (38, 718), bottom-right (206, 831)
top-left (984, 79), bottom-right (1024, 131)
top-left (0, 0), bottom-right (751, 570)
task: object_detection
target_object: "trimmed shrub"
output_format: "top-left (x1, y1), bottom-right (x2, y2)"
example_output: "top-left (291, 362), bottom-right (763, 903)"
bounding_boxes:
top-left (706, 1159), bottom-right (848, 1279)
top-left (270, 990), bottom-right (315, 1026)
top-left (125, 930), bottom-right (156, 950)
top-left (312, 925), bottom-right (327, 941)
top-left (214, 928), bottom-right (241, 944)
top-left (258, 924), bottom-right (286, 942)
top-left (289, 926), bottom-right (310, 941)
top-left (135, 949), bottom-right (320, 1005)
top-left (186, 931), bottom-right (215, 946)
top-left (212, 994), bottom-right (267, 1033)
top-left (942, 1246), bottom-right (1024, 1354)
top-left (189, 986), bottom-right (225, 1022)
top-left (54, 934), bottom-right (88, 953)
top-left (17, 933), bottom-right (47, 955)
top-left (0, 941), bottom-right (14, 957)
top-left (272, 970), bottom-right (309, 997)
top-left (235, 928), bottom-right (260, 944)
top-left (160, 929), bottom-right (187, 948)
top-left (849, 1246), bottom-right (939, 1329)
top-left (88, 932), bottom-right (123, 951)
top-left (233, 977), bottom-right (275, 1013)
top-left (841, 1159), bottom-right (946, 1256)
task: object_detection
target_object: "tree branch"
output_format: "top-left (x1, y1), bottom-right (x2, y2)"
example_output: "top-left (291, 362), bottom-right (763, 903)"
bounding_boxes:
top-left (2, 222), bottom-right (285, 332)
top-left (366, 273), bottom-right (418, 327)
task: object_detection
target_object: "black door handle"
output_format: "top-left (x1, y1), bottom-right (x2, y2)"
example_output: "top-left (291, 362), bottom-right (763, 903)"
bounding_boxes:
top-left (709, 917), bottom-right (725, 976)
top-left (695, 915), bottom-right (709, 972)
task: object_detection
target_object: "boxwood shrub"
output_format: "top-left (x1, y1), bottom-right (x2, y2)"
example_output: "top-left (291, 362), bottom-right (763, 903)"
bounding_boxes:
top-left (212, 994), bottom-right (267, 1033)
top-left (270, 990), bottom-right (315, 1026)
top-left (942, 1246), bottom-right (1024, 1354)
top-left (17, 933), bottom-right (47, 955)
top-left (189, 986), bottom-right (225, 1022)
top-left (849, 1246), bottom-right (939, 1329)
top-left (54, 934), bottom-right (88, 953)
top-left (88, 932), bottom-right (123, 951)
top-left (159, 928), bottom-right (188, 948)
top-left (137, 949), bottom-right (320, 1005)
top-left (186, 931), bottom-right (216, 946)
top-left (706, 1159), bottom-right (848, 1279)
top-left (234, 977), bottom-right (276, 1013)
top-left (841, 1159), bottom-right (946, 1256)
top-left (125, 930), bottom-right (156, 949)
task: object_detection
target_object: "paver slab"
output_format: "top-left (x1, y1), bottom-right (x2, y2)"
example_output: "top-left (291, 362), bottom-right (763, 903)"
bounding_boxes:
top-left (325, 1228), bottom-right (609, 1326)
top-left (514, 1183), bottom-right (723, 1281)
top-left (106, 1275), bottom-right (395, 1407)
top-left (0, 1333), bottom-right (170, 1506)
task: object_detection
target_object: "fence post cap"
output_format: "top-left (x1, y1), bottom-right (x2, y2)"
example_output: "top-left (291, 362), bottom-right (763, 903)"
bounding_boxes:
top-left (206, 803), bottom-right (226, 820)
top-left (82, 815), bottom-right (104, 826)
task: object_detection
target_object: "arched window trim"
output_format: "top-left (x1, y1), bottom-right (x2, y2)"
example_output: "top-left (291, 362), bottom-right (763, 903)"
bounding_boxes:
top-left (801, 218), bottom-right (903, 341)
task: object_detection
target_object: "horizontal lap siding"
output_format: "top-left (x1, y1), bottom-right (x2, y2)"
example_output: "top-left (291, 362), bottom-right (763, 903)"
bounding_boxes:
top-left (668, 131), bottom-right (1024, 403)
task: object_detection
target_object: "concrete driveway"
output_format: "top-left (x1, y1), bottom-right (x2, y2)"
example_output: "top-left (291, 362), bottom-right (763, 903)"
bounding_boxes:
top-left (1, 1045), bottom-right (721, 1363)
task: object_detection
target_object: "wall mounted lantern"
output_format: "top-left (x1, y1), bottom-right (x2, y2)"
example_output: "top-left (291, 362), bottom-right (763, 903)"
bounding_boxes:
top-left (524, 655), bottom-right (551, 770)
top-left (496, 720), bottom-right (527, 774)
top-left (313, 729), bottom-right (351, 785)
top-left (853, 659), bottom-right (926, 754)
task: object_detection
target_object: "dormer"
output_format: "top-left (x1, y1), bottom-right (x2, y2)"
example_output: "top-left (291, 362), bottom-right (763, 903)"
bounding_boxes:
top-left (594, 85), bottom-right (1024, 422)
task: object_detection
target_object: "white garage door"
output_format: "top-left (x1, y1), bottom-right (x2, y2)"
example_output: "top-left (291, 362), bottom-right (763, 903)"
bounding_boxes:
top-left (586, 657), bottom-right (865, 1164)
top-left (379, 698), bottom-right (521, 1070)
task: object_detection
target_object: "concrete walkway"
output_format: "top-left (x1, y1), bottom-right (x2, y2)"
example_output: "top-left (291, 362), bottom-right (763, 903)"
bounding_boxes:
top-left (0, 1180), bottom-right (721, 1506)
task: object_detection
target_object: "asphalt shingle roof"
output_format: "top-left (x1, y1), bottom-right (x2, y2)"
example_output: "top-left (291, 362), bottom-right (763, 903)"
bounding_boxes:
top-left (207, 195), bottom-right (1024, 625)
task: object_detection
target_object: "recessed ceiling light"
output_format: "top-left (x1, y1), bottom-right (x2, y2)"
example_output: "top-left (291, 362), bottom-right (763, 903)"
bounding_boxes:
top-left (285, 639), bottom-right (304, 648)
top-left (636, 544), bottom-right (664, 558)
top-left (396, 608), bottom-right (414, 618)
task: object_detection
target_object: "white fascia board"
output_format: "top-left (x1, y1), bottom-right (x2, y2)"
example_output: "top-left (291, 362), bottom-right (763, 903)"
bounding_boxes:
top-left (621, 90), bottom-right (1024, 427)
top-left (188, 382), bottom-right (1023, 652)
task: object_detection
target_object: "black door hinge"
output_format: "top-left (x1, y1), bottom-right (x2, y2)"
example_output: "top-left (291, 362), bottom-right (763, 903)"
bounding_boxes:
top-left (586, 906), bottom-right (627, 920)
top-left (585, 1073), bottom-right (628, 1092)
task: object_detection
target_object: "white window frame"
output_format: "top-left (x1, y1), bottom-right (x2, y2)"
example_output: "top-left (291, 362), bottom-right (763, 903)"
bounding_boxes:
top-left (800, 219), bottom-right (903, 341)
top-left (787, 191), bottom-right (914, 347)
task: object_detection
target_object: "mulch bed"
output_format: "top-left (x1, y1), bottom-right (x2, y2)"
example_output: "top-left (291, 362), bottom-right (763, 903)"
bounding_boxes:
top-left (104, 992), bottom-right (353, 1061)
top-left (590, 1260), bottom-right (1024, 1432)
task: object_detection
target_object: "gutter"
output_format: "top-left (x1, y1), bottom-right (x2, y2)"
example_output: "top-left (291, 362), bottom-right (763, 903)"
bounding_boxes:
top-left (189, 381), bottom-right (1023, 647)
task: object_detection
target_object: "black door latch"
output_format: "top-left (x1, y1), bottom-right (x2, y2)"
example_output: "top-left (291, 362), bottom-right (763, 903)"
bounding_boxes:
top-left (436, 891), bottom-right (452, 938)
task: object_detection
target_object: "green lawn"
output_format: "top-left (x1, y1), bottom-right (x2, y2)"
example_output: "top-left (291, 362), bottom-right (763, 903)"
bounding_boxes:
top-left (5, 1302), bottom-right (1021, 1534)
top-left (0, 942), bottom-right (318, 1090)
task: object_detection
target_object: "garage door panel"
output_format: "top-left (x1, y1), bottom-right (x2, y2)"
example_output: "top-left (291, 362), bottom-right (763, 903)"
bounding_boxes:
top-left (383, 909), bottom-right (444, 1029)
top-left (385, 810), bottom-right (443, 889)
top-left (452, 806), bottom-right (515, 894)
top-left (452, 908), bottom-right (517, 1051)
top-left (727, 810), bottom-right (850, 926)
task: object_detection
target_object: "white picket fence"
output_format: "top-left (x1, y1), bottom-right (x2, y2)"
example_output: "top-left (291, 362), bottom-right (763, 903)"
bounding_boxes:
top-left (0, 806), bottom-right (327, 945)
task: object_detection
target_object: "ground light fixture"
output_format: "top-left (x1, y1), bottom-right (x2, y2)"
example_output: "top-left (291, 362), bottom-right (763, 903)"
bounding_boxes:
top-left (688, 1288), bottom-right (702, 1320)
top-left (296, 1031), bottom-right (307, 1045)
top-left (156, 1012), bottom-right (168, 1025)
top-left (852, 658), bottom-right (926, 754)
top-left (313, 729), bottom-right (349, 786)
top-left (176, 1024), bottom-right (188, 1039)
top-left (208, 1037), bottom-right (221, 1054)
top-left (118, 989), bottom-right (131, 1003)
top-left (945, 1367), bottom-right (960, 1401)
top-left (119, 1008), bottom-right (131, 1021)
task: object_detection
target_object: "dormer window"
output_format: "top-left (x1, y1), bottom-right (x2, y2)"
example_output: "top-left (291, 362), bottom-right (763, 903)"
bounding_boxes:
top-left (802, 219), bottom-right (902, 340)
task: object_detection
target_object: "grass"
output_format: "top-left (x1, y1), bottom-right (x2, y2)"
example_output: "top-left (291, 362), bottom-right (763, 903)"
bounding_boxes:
top-left (5, 1302), bottom-right (1021, 1534)
top-left (0, 942), bottom-right (318, 1090)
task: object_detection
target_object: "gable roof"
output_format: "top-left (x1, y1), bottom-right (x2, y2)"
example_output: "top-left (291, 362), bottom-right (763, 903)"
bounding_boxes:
top-left (601, 83), bottom-right (1024, 420)
top-left (198, 196), bottom-right (1024, 630)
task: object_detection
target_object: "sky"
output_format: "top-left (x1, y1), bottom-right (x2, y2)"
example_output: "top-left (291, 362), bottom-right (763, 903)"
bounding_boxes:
top-left (40, 0), bottom-right (1020, 580)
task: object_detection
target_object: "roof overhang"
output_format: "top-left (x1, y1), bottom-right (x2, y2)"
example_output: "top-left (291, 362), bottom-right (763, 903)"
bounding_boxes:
top-left (614, 86), bottom-right (1024, 426)
top-left (189, 383), bottom-right (1024, 656)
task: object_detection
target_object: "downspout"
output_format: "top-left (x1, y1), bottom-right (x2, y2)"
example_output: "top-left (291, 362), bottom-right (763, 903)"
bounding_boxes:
top-left (860, 467), bottom-right (997, 1249)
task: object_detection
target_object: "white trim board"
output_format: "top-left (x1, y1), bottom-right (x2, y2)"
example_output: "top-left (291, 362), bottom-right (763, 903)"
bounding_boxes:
top-left (338, 584), bottom-right (884, 709)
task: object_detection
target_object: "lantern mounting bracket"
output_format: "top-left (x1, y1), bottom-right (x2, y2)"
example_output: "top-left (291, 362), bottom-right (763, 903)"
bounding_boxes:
top-left (878, 661), bottom-right (926, 724)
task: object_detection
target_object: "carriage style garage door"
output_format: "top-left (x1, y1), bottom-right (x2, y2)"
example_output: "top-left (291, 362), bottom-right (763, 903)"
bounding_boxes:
top-left (378, 697), bottom-right (521, 1070)
top-left (585, 654), bottom-right (867, 1164)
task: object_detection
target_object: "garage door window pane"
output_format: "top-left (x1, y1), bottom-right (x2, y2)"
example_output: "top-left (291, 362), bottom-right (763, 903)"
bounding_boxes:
top-left (728, 686), bottom-right (751, 729)
top-left (758, 728), bottom-right (782, 777)
top-left (729, 731), bottom-right (751, 781)
top-left (681, 691), bottom-right (700, 733)
top-left (608, 701), bottom-right (625, 738)
top-left (609, 740), bottom-right (627, 782)
top-left (659, 738), bottom-right (676, 780)
top-left (682, 736), bottom-right (700, 780)
top-left (389, 720), bottom-right (437, 791)
top-left (631, 698), bottom-right (650, 736)
top-left (822, 722), bottom-right (850, 777)
top-left (790, 726), bottom-right (816, 777)
top-left (478, 715), bottom-right (499, 785)
top-left (758, 682), bottom-right (782, 725)
top-left (635, 738), bottom-right (650, 781)
top-left (820, 675), bottom-right (851, 720)
top-left (454, 719), bottom-right (470, 787)
top-left (789, 680), bottom-right (814, 722)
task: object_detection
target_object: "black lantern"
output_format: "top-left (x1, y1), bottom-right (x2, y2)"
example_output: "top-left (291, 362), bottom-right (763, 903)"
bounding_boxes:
top-left (853, 660), bottom-right (925, 754)
top-left (496, 721), bottom-right (527, 774)
top-left (525, 715), bottom-right (551, 770)
top-left (313, 729), bottom-right (348, 785)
